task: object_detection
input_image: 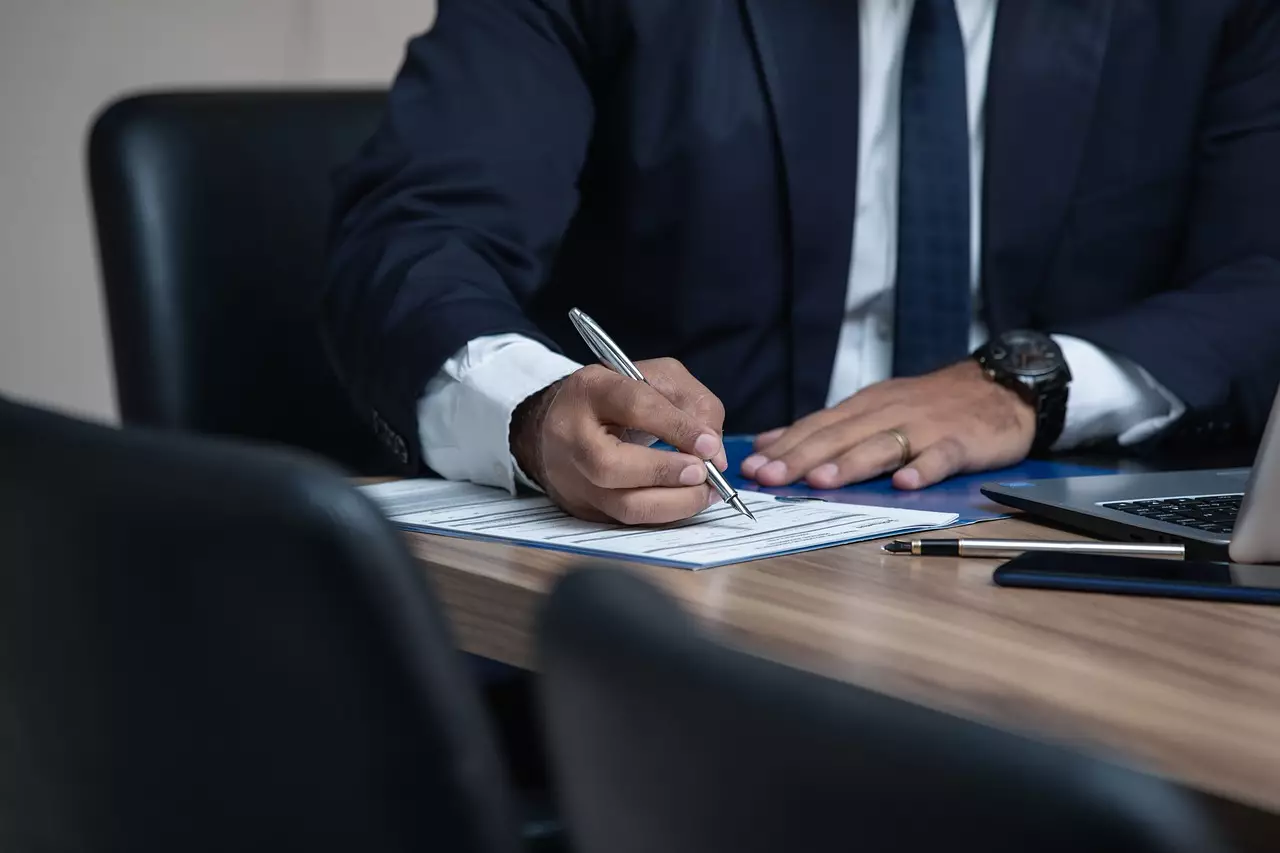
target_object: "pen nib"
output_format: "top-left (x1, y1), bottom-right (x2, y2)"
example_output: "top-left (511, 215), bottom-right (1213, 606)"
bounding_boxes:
top-left (882, 541), bottom-right (912, 554)
top-left (729, 495), bottom-right (757, 522)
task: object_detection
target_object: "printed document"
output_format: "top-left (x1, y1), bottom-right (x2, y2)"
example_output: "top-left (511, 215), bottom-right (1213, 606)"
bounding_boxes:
top-left (362, 479), bottom-right (958, 570)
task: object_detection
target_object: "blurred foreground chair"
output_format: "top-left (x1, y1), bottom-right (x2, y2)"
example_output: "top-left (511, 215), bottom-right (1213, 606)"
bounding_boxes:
top-left (88, 90), bottom-right (389, 472)
top-left (84, 90), bottom-right (561, 845)
top-left (538, 567), bottom-right (1233, 853)
top-left (0, 397), bottom-right (523, 853)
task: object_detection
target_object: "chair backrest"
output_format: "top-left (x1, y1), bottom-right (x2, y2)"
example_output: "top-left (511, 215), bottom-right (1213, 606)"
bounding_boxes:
top-left (88, 90), bottom-right (389, 473)
top-left (538, 568), bottom-right (1232, 853)
top-left (0, 397), bottom-right (520, 853)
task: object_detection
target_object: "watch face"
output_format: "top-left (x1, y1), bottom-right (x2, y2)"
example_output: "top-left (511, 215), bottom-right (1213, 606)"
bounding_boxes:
top-left (987, 331), bottom-right (1062, 377)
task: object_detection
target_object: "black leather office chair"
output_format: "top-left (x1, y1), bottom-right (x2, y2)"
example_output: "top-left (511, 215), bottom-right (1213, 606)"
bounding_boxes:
top-left (88, 90), bottom-right (390, 473)
top-left (538, 568), bottom-right (1233, 853)
top-left (0, 397), bottom-right (520, 853)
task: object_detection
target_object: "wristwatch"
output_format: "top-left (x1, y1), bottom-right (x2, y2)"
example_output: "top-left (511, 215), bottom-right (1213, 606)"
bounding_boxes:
top-left (972, 330), bottom-right (1072, 454)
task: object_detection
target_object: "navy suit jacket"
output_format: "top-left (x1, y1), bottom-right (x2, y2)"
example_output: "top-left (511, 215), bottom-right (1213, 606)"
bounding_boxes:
top-left (324, 0), bottom-right (1280, 473)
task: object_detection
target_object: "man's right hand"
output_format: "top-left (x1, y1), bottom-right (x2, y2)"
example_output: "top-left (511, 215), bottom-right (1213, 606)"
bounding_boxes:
top-left (510, 358), bottom-right (728, 525)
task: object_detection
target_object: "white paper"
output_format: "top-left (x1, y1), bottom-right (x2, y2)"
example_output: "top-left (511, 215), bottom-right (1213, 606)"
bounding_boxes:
top-left (362, 479), bottom-right (958, 570)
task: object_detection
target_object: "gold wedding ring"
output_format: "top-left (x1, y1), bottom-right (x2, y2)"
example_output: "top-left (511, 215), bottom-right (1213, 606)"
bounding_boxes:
top-left (885, 427), bottom-right (912, 469)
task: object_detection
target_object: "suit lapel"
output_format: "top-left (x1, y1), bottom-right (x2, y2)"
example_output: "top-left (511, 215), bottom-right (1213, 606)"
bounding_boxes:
top-left (983, 0), bottom-right (1116, 332)
top-left (742, 0), bottom-right (861, 419)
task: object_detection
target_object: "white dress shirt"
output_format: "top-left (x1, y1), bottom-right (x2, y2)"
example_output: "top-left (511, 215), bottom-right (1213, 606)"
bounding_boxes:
top-left (416, 0), bottom-right (1185, 493)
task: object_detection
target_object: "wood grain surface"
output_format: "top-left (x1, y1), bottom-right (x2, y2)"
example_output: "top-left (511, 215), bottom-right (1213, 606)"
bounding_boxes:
top-left (401, 513), bottom-right (1280, 819)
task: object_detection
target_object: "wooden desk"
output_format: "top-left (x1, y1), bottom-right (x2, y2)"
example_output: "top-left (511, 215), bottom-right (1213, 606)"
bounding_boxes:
top-left (406, 514), bottom-right (1280, 820)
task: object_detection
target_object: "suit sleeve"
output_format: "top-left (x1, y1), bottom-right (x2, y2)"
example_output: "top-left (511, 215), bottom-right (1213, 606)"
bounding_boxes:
top-left (322, 0), bottom-right (594, 471)
top-left (1054, 2), bottom-right (1280, 448)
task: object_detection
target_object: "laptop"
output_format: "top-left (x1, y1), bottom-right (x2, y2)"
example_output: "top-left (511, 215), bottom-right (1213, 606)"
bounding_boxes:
top-left (982, 393), bottom-right (1280, 563)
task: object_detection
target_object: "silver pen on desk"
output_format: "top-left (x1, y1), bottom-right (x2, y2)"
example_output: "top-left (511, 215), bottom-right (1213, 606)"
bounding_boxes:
top-left (568, 308), bottom-right (756, 522)
top-left (883, 538), bottom-right (1185, 559)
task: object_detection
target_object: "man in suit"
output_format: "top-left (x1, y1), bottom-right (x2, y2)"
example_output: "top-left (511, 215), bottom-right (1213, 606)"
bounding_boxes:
top-left (325, 0), bottom-right (1280, 525)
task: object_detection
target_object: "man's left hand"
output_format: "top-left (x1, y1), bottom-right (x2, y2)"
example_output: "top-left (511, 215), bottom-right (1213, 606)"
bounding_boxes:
top-left (742, 360), bottom-right (1036, 490)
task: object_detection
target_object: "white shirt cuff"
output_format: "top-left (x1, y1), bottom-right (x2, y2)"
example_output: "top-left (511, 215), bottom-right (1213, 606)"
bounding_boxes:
top-left (417, 334), bottom-right (582, 493)
top-left (1052, 334), bottom-right (1187, 451)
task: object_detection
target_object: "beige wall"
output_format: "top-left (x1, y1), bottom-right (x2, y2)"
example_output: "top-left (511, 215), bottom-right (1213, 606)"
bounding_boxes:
top-left (0, 0), bottom-right (436, 421)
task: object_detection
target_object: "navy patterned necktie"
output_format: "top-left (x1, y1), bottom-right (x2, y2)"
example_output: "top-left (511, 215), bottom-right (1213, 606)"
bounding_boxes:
top-left (892, 0), bottom-right (971, 377)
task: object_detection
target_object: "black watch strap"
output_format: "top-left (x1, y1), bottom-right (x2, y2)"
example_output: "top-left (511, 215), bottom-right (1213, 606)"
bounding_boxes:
top-left (1032, 381), bottom-right (1069, 454)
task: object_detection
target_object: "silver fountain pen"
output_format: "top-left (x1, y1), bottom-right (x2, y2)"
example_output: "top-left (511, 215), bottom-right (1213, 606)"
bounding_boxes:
top-left (568, 308), bottom-right (756, 522)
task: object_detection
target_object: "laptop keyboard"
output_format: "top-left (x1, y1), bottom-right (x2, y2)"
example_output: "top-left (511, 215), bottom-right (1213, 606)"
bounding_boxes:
top-left (1100, 494), bottom-right (1243, 536)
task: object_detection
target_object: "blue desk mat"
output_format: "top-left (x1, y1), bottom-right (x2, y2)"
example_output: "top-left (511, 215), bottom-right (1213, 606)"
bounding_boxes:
top-left (719, 435), bottom-right (1113, 525)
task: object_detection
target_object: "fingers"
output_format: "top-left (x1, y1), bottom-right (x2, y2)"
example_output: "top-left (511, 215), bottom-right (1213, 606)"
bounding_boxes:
top-left (538, 365), bottom-right (725, 526)
top-left (752, 415), bottom-right (895, 486)
top-left (571, 434), bottom-right (709, 490)
top-left (743, 381), bottom-right (909, 479)
top-left (594, 483), bottom-right (718, 526)
top-left (741, 404), bottom-right (889, 482)
top-left (893, 437), bottom-right (968, 490)
top-left (804, 430), bottom-right (911, 489)
top-left (753, 427), bottom-right (784, 451)
top-left (744, 421), bottom-right (813, 478)
top-left (741, 452), bottom-right (768, 479)
top-left (744, 428), bottom-right (784, 475)
top-left (583, 366), bottom-right (722, 461)
top-left (642, 357), bottom-right (727, 433)
top-left (738, 366), bottom-right (1037, 493)
top-left (742, 409), bottom-right (843, 476)
top-left (642, 358), bottom-right (728, 471)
